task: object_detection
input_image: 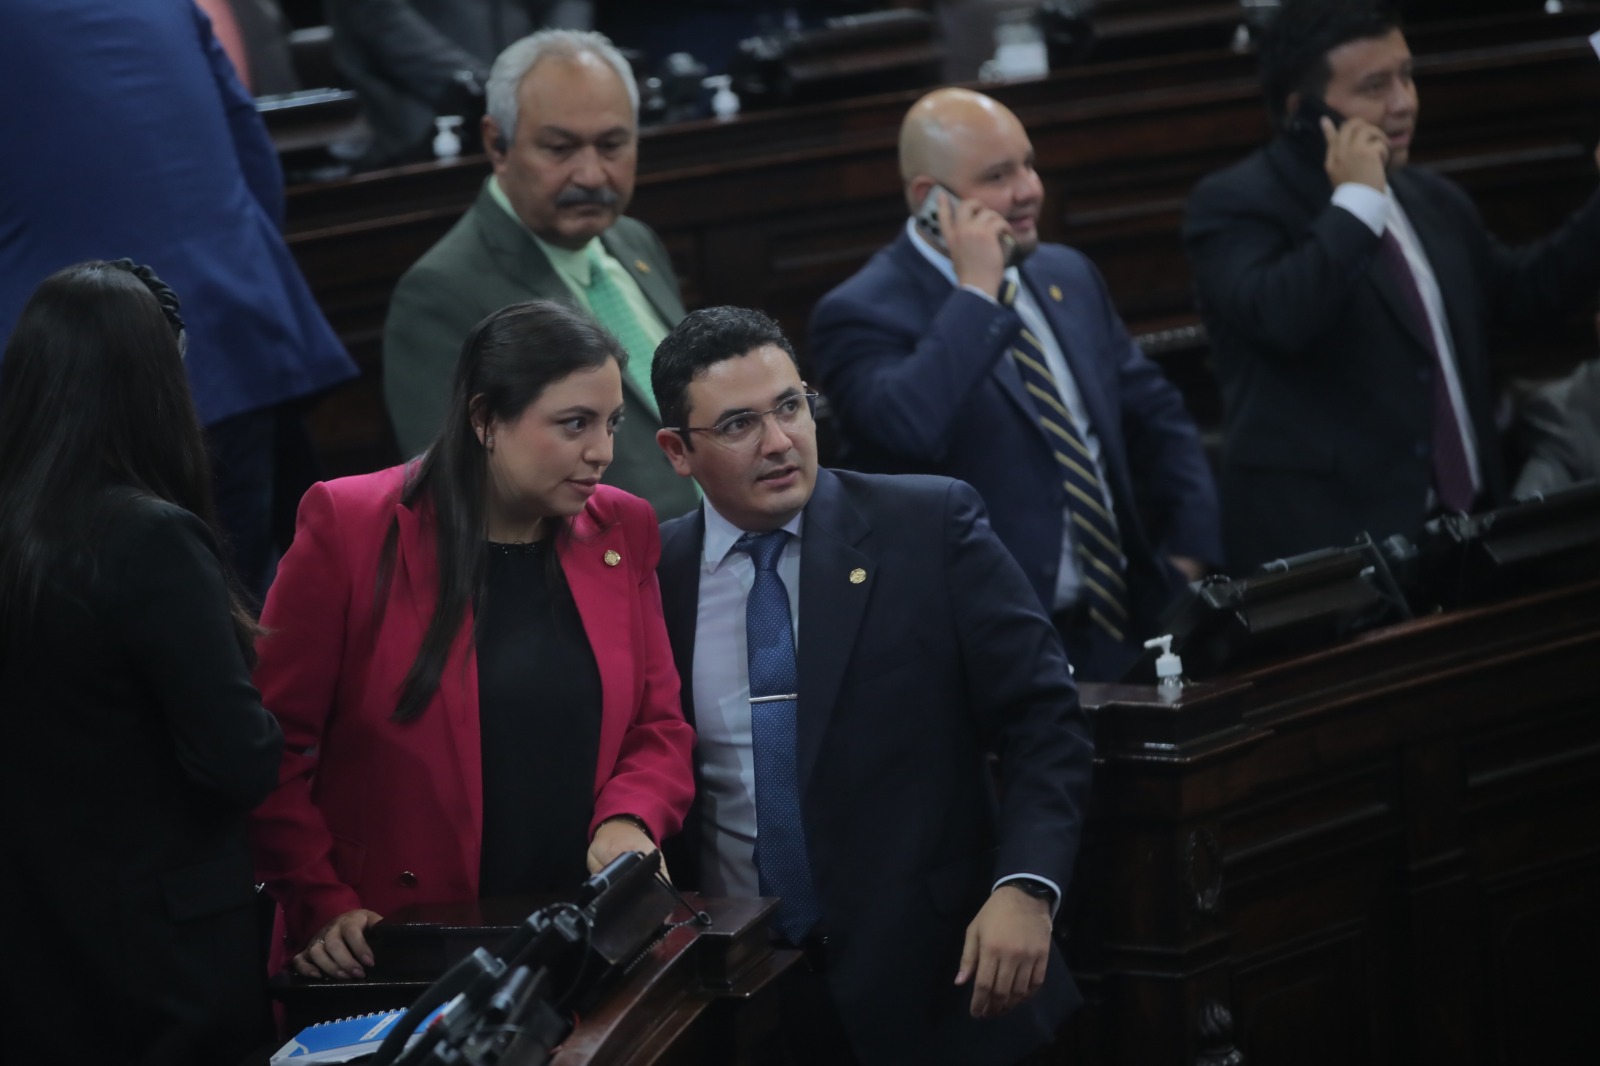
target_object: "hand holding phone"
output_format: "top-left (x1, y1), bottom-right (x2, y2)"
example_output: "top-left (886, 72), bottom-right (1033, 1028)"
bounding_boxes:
top-left (915, 184), bottom-right (1018, 294)
top-left (1289, 97), bottom-right (1387, 192)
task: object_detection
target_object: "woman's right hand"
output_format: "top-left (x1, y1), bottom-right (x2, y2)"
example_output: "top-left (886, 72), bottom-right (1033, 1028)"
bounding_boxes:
top-left (292, 908), bottom-right (384, 980)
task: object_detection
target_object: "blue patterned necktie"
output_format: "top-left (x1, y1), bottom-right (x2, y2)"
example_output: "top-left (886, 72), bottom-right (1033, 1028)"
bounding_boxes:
top-left (734, 529), bottom-right (822, 943)
top-left (1001, 279), bottom-right (1132, 642)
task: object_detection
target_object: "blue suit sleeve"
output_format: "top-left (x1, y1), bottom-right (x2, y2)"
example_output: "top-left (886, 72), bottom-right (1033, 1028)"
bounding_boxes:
top-left (810, 281), bottom-right (1021, 465)
top-left (942, 481), bottom-right (1093, 892)
top-left (194, 0), bottom-right (284, 227)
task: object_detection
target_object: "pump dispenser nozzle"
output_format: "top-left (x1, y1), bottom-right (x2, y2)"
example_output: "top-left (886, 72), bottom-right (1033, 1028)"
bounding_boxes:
top-left (1143, 634), bottom-right (1185, 689)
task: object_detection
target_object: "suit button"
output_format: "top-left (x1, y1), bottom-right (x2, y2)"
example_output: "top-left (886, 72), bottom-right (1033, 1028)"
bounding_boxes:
top-left (398, 870), bottom-right (418, 888)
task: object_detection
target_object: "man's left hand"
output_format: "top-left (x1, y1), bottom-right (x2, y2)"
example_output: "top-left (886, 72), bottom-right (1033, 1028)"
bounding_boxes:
top-left (954, 884), bottom-right (1053, 1018)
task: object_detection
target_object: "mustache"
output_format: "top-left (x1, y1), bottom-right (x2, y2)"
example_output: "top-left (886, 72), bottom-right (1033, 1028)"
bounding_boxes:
top-left (555, 186), bottom-right (621, 208)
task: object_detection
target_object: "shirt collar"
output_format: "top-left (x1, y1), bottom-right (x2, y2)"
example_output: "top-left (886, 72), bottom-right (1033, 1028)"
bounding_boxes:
top-left (489, 175), bottom-right (599, 286)
top-left (701, 498), bottom-right (805, 572)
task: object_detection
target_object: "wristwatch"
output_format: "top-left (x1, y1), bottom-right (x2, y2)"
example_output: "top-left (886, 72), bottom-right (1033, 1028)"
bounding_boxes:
top-left (1001, 877), bottom-right (1055, 902)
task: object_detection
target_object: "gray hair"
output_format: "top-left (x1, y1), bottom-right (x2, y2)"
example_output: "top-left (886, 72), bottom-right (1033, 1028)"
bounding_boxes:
top-left (486, 29), bottom-right (639, 144)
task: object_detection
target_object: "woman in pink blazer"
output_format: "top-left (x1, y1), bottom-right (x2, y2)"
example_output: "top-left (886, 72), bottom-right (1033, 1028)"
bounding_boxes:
top-left (249, 300), bottom-right (695, 979)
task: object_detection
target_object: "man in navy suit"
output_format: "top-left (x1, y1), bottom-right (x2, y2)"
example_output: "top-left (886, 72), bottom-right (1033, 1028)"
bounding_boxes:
top-left (651, 307), bottom-right (1092, 1064)
top-left (0, 0), bottom-right (357, 596)
top-left (809, 88), bottom-right (1220, 681)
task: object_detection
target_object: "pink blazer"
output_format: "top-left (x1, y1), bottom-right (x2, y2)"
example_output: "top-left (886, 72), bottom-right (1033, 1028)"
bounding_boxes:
top-left (248, 465), bottom-right (695, 948)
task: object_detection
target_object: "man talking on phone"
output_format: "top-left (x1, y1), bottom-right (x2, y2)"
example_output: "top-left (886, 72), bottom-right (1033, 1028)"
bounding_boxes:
top-left (1184, 0), bottom-right (1600, 573)
top-left (810, 88), bottom-right (1220, 681)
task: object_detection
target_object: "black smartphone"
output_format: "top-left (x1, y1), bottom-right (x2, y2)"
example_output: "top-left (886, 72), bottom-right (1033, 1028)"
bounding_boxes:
top-left (914, 184), bottom-right (1019, 266)
top-left (1285, 96), bottom-right (1345, 159)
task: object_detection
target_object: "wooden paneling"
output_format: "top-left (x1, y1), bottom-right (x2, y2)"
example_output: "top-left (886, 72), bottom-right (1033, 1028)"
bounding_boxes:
top-left (1067, 579), bottom-right (1600, 1064)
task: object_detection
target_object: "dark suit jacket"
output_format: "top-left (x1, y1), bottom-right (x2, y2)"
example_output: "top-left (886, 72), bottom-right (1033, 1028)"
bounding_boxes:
top-left (0, 492), bottom-right (283, 1065)
top-left (808, 231), bottom-right (1220, 677)
top-left (384, 181), bottom-right (700, 519)
top-left (0, 0), bottom-right (356, 427)
top-left (249, 466), bottom-right (695, 950)
top-left (658, 469), bottom-right (1093, 1065)
top-left (326, 0), bottom-right (549, 167)
top-left (1184, 135), bottom-right (1600, 572)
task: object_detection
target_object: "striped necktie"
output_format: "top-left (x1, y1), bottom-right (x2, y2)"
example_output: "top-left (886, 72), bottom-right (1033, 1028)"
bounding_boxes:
top-left (584, 244), bottom-right (660, 418)
top-left (1001, 279), bottom-right (1132, 642)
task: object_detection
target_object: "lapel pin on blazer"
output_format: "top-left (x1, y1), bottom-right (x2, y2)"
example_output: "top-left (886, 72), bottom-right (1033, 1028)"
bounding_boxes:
top-left (634, 259), bottom-right (651, 274)
top-left (604, 549), bottom-right (621, 567)
top-left (1049, 284), bottom-right (1063, 302)
top-left (849, 567), bottom-right (866, 584)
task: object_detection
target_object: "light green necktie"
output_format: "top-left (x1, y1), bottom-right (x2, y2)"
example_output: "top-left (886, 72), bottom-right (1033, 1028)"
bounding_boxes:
top-left (585, 245), bottom-right (659, 417)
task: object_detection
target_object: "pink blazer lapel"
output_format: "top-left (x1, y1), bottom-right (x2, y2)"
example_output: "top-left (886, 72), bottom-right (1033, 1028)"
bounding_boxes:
top-left (560, 509), bottom-right (635, 796)
top-left (392, 500), bottom-right (484, 867)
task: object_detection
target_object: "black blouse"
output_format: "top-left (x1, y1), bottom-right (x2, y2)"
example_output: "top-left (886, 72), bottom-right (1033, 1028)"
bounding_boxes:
top-left (475, 540), bottom-right (602, 897)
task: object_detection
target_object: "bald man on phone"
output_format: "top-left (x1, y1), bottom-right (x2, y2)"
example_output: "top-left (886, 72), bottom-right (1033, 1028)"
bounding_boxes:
top-left (810, 88), bottom-right (1220, 682)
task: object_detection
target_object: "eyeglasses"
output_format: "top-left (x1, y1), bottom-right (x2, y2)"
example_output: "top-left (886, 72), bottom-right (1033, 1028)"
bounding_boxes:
top-left (666, 392), bottom-right (818, 448)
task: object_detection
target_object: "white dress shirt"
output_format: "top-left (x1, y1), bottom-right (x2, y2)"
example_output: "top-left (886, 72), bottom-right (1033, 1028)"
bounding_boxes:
top-left (906, 218), bottom-right (1120, 613)
top-left (1332, 182), bottom-right (1483, 497)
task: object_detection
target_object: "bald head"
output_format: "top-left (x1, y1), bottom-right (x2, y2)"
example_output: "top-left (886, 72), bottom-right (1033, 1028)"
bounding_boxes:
top-left (898, 88), bottom-right (1044, 253)
top-left (900, 89), bottom-right (1026, 186)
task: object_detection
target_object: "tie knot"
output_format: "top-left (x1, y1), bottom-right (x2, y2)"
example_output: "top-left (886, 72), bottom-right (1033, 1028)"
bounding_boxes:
top-left (1000, 278), bottom-right (1019, 307)
top-left (735, 530), bottom-right (788, 571)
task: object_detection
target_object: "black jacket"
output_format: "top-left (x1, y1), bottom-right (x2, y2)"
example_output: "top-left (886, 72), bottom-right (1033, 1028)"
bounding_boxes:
top-left (0, 492), bottom-right (282, 1065)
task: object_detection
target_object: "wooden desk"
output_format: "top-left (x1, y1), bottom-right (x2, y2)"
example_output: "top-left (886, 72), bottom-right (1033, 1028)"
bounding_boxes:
top-left (1059, 578), bottom-right (1600, 1065)
top-left (271, 894), bottom-right (796, 1065)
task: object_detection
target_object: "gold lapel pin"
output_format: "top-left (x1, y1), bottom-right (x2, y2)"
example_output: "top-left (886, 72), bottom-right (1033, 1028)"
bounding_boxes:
top-left (849, 568), bottom-right (866, 585)
top-left (1049, 285), bottom-right (1063, 302)
top-left (604, 549), bottom-right (621, 567)
top-left (634, 259), bottom-right (652, 274)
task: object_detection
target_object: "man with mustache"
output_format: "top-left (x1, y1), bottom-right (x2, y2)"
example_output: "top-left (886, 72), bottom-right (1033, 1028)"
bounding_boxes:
top-left (385, 29), bottom-right (698, 519)
top-left (1184, 0), bottom-right (1600, 572)
top-left (809, 88), bottom-right (1220, 682)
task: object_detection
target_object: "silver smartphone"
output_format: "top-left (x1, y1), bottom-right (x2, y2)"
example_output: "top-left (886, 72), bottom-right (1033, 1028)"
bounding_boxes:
top-left (914, 183), bottom-right (1019, 265)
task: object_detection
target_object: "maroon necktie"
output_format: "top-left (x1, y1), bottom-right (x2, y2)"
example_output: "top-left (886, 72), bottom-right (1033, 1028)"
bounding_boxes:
top-left (1378, 230), bottom-right (1476, 513)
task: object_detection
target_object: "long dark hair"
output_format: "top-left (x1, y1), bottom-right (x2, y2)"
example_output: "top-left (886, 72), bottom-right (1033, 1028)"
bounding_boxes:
top-left (381, 299), bottom-right (626, 723)
top-left (0, 260), bottom-right (258, 656)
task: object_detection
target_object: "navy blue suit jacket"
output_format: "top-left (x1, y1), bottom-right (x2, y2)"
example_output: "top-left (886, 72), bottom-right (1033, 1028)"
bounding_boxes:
top-left (808, 231), bottom-right (1220, 674)
top-left (658, 469), bottom-right (1093, 1065)
top-left (0, 0), bottom-right (355, 425)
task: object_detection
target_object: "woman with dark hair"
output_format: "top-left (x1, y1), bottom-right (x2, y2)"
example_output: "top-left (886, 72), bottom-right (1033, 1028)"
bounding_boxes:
top-left (249, 298), bottom-right (695, 979)
top-left (0, 261), bottom-right (284, 1063)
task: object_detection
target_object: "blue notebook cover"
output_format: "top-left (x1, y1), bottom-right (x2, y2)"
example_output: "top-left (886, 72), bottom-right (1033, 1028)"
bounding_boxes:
top-left (270, 1004), bottom-right (447, 1063)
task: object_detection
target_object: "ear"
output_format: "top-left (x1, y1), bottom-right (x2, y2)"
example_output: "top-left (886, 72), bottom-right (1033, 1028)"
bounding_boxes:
top-left (655, 427), bottom-right (694, 477)
top-left (469, 395), bottom-right (493, 447)
top-left (1284, 91), bottom-right (1302, 120)
top-left (906, 175), bottom-right (937, 215)
top-left (482, 115), bottom-right (506, 167)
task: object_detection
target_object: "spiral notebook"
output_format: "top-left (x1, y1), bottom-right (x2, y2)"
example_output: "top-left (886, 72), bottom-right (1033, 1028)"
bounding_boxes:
top-left (270, 1004), bottom-right (447, 1064)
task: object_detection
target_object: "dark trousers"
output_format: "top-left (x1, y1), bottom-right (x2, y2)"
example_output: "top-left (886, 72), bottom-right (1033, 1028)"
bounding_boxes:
top-left (206, 407), bottom-right (275, 604)
top-left (206, 402), bottom-right (322, 605)
top-left (756, 960), bottom-right (860, 1066)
